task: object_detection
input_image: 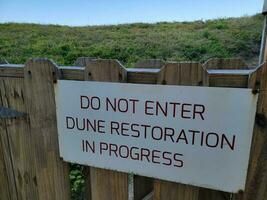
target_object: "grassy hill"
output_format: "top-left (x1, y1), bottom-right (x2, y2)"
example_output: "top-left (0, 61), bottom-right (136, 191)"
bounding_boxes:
top-left (0, 14), bottom-right (264, 67)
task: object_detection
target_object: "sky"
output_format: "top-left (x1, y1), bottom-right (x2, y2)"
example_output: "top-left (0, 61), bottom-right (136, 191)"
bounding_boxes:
top-left (0, 0), bottom-right (264, 26)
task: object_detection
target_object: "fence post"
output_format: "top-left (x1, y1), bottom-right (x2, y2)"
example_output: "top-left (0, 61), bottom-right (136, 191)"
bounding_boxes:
top-left (84, 59), bottom-right (128, 200)
top-left (132, 59), bottom-right (165, 200)
top-left (152, 62), bottom-right (203, 200)
top-left (232, 62), bottom-right (267, 200)
top-left (24, 58), bottom-right (70, 199)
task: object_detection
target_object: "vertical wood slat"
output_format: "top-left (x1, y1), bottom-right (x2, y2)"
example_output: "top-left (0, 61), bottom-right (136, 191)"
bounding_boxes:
top-left (0, 131), bottom-right (11, 200)
top-left (0, 78), bottom-right (38, 200)
top-left (199, 59), bottom-right (250, 200)
top-left (152, 62), bottom-right (203, 200)
top-left (233, 63), bottom-right (267, 200)
top-left (84, 59), bottom-right (128, 200)
top-left (132, 59), bottom-right (162, 200)
top-left (0, 94), bottom-right (15, 200)
top-left (23, 59), bottom-right (70, 200)
top-left (73, 57), bottom-right (94, 200)
top-left (0, 57), bottom-right (11, 200)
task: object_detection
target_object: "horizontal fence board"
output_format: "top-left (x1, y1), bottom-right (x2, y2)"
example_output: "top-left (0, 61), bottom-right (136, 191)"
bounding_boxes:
top-left (0, 64), bottom-right (254, 87)
top-left (209, 74), bottom-right (248, 88)
top-left (59, 66), bottom-right (84, 81)
top-left (0, 64), bottom-right (24, 78)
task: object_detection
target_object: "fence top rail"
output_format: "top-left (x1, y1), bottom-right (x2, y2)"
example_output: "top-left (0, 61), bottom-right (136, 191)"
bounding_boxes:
top-left (207, 69), bottom-right (255, 75)
top-left (0, 63), bottom-right (256, 76)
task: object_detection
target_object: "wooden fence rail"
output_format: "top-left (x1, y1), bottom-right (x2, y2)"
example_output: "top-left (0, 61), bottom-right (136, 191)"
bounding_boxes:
top-left (0, 58), bottom-right (266, 200)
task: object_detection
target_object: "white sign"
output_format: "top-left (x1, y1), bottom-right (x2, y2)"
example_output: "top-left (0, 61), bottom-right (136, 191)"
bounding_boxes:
top-left (55, 80), bottom-right (258, 193)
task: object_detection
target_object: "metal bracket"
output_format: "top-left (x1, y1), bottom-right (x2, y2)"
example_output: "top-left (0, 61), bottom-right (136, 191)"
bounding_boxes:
top-left (0, 106), bottom-right (25, 119)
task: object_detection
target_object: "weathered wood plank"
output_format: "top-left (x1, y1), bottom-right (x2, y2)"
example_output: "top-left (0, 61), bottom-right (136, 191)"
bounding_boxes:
top-left (134, 59), bottom-right (165, 69)
top-left (198, 59), bottom-right (251, 200)
top-left (0, 59), bottom-right (260, 200)
top-left (59, 66), bottom-right (84, 80)
top-left (0, 77), bottom-right (38, 200)
top-left (208, 74), bottom-right (248, 88)
top-left (153, 180), bottom-right (199, 200)
top-left (0, 118), bottom-right (13, 200)
top-left (0, 64), bottom-right (24, 78)
top-left (203, 58), bottom-right (248, 70)
top-left (84, 59), bottom-right (128, 200)
top-left (24, 58), bottom-right (70, 200)
top-left (0, 64), bottom-right (252, 86)
top-left (233, 62), bottom-right (267, 200)
top-left (127, 70), bottom-right (158, 84)
top-left (0, 79), bottom-right (19, 200)
top-left (132, 60), bottom-right (163, 200)
top-left (153, 62), bottom-right (202, 200)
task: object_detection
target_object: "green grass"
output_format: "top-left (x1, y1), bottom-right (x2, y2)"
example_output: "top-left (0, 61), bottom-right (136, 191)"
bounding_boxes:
top-left (0, 14), bottom-right (263, 66)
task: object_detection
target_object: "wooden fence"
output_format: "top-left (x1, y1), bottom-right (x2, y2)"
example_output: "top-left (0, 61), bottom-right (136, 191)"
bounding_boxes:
top-left (0, 57), bottom-right (266, 200)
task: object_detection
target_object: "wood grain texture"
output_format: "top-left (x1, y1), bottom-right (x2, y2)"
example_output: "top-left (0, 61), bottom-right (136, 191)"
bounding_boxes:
top-left (0, 77), bottom-right (38, 200)
top-left (127, 70), bottom-right (158, 84)
top-left (132, 59), bottom-right (162, 200)
top-left (0, 79), bottom-right (19, 200)
top-left (84, 59), bottom-right (128, 200)
top-left (157, 62), bottom-right (203, 86)
top-left (0, 118), bottom-right (13, 200)
top-left (199, 59), bottom-right (251, 200)
top-left (154, 180), bottom-right (199, 200)
top-left (0, 64), bottom-right (24, 78)
top-left (153, 62), bottom-right (203, 200)
top-left (24, 58), bottom-right (70, 200)
top-left (0, 58), bottom-right (264, 200)
top-left (134, 59), bottom-right (165, 69)
top-left (208, 74), bottom-right (248, 88)
top-left (233, 62), bottom-right (267, 200)
top-left (203, 58), bottom-right (248, 70)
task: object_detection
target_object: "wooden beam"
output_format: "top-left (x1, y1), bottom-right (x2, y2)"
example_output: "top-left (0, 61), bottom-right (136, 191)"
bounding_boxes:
top-left (24, 59), bottom-right (70, 199)
top-left (84, 59), bottom-right (128, 200)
